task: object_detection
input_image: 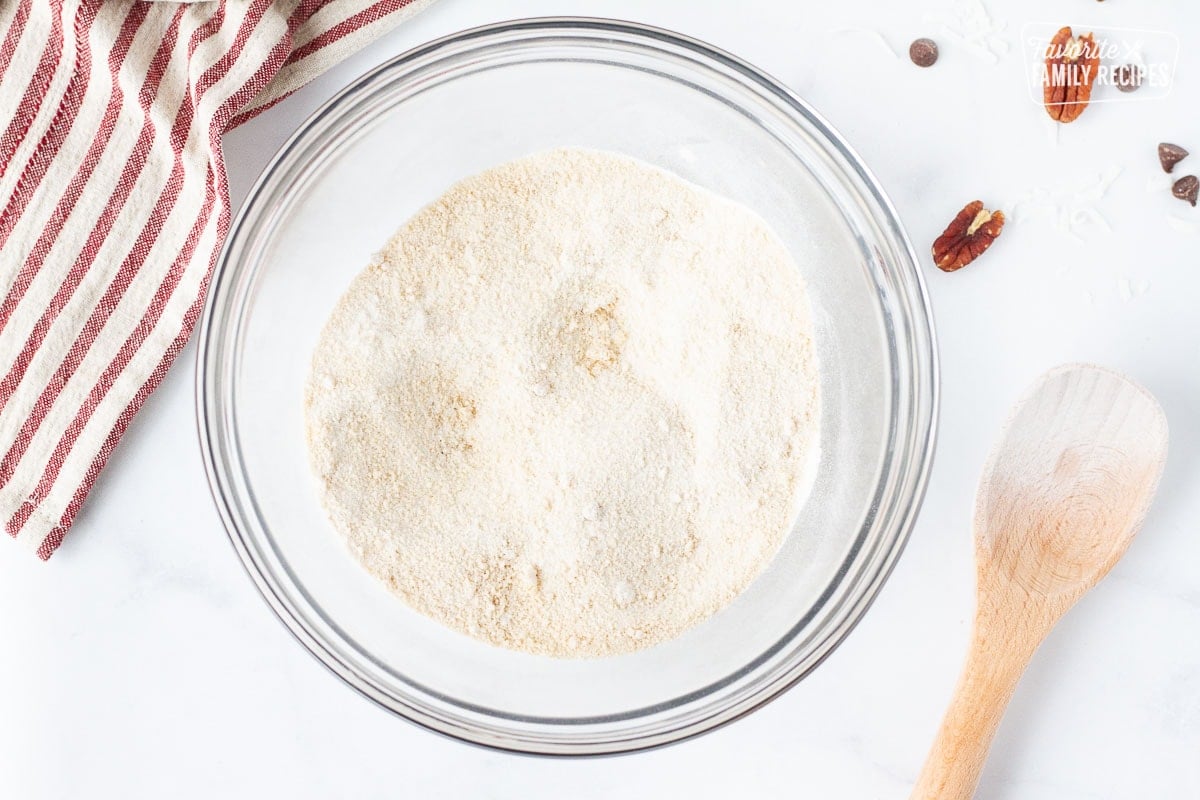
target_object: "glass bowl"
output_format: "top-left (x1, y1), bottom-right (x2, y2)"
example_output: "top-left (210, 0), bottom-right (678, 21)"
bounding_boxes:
top-left (197, 18), bottom-right (938, 755)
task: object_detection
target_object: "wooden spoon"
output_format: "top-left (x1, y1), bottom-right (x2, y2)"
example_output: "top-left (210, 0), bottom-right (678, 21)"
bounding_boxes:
top-left (911, 364), bottom-right (1168, 799)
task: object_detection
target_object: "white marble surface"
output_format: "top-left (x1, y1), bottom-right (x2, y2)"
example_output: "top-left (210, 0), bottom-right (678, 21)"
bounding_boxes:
top-left (3, 1), bottom-right (1199, 796)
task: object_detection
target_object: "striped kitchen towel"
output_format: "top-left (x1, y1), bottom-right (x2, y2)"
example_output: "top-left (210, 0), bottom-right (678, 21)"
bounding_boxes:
top-left (0, 0), bottom-right (434, 559)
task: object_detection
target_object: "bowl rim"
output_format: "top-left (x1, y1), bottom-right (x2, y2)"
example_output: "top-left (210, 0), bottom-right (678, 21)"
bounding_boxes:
top-left (196, 15), bottom-right (940, 756)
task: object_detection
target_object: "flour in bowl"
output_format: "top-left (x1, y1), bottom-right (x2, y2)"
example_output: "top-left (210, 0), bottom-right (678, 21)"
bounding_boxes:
top-left (304, 148), bottom-right (819, 657)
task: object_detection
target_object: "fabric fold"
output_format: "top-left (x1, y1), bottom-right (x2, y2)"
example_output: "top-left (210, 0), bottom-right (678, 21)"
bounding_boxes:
top-left (0, 0), bottom-right (434, 558)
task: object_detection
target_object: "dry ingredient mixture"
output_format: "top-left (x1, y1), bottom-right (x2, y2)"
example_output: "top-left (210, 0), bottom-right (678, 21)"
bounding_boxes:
top-left (304, 148), bottom-right (820, 657)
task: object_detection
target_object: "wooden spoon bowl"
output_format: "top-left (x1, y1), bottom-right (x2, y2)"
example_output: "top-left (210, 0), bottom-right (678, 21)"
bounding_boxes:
top-left (912, 364), bottom-right (1168, 799)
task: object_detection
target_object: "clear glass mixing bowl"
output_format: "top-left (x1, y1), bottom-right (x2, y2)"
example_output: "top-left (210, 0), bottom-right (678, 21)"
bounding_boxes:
top-left (197, 18), bottom-right (938, 755)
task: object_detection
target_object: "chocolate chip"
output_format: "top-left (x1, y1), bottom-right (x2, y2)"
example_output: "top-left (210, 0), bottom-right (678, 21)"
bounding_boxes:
top-left (1159, 142), bottom-right (1189, 173)
top-left (1115, 64), bottom-right (1143, 92)
top-left (1172, 175), bottom-right (1198, 207)
top-left (909, 38), bottom-right (938, 68)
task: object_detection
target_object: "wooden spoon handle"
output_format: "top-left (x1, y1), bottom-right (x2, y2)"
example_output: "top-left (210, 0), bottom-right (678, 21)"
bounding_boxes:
top-left (910, 615), bottom-right (1043, 800)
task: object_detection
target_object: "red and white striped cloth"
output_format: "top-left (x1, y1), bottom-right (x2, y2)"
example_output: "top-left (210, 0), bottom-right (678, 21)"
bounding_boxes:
top-left (0, 0), bottom-right (434, 559)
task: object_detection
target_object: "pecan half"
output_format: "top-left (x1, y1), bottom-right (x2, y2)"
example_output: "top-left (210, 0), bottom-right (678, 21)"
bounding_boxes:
top-left (932, 201), bottom-right (1005, 272)
top-left (1044, 26), bottom-right (1100, 123)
